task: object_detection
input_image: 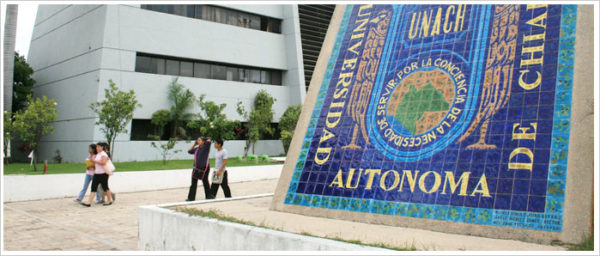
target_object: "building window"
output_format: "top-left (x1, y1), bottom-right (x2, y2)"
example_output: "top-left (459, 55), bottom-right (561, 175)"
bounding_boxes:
top-left (180, 61), bottom-right (194, 77)
top-left (165, 59), bottom-right (179, 75)
top-left (141, 4), bottom-right (282, 34)
top-left (194, 63), bottom-right (210, 78)
top-left (135, 52), bottom-right (283, 86)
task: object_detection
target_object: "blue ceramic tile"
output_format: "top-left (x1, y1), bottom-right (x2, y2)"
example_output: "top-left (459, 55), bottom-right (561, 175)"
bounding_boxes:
top-left (284, 4), bottom-right (575, 233)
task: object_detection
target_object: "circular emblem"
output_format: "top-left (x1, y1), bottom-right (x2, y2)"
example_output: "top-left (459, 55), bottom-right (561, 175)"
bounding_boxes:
top-left (367, 50), bottom-right (479, 161)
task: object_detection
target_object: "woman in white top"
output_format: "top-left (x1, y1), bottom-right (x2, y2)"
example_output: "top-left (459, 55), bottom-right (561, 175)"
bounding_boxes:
top-left (81, 142), bottom-right (114, 207)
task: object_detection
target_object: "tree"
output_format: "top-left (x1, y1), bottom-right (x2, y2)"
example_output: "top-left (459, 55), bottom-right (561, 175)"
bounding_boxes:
top-left (150, 109), bottom-right (170, 140)
top-left (90, 80), bottom-right (141, 159)
top-left (3, 111), bottom-right (14, 164)
top-left (151, 138), bottom-right (181, 165)
top-left (168, 78), bottom-right (195, 139)
top-left (188, 94), bottom-right (239, 141)
top-left (12, 96), bottom-right (57, 171)
top-left (237, 90), bottom-right (276, 156)
top-left (279, 104), bottom-right (302, 153)
top-left (12, 52), bottom-right (35, 113)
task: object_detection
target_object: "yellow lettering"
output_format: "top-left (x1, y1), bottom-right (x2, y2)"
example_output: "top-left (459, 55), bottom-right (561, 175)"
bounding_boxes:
top-left (518, 70), bottom-right (542, 90)
top-left (471, 174), bottom-right (491, 197)
top-left (442, 171), bottom-right (470, 196)
top-left (399, 170), bottom-right (420, 192)
top-left (314, 147), bottom-right (331, 165)
top-left (418, 171), bottom-right (442, 194)
top-left (380, 170), bottom-right (400, 191)
top-left (329, 169), bottom-right (345, 188)
top-left (408, 12), bottom-right (420, 39)
top-left (364, 169), bottom-right (381, 190)
top-left (512, 123), bottom-right (538, 141)
top-left (431, 7), bottom-right (442, 36)
top-left (444, 6), bottom-right (455, 33)
top-left (508, 148), bottom-right (534, 171)
top-left (346, 168), bottom-right (362, 189)
top-left (454, 5), bottom-right (466, 32)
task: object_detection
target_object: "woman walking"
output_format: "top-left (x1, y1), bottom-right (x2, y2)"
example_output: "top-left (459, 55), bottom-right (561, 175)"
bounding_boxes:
top-left (74, 144), bottom-right (102, 203)
top-left (81, 142), bottom-right (114, 207)
top-left (186, 137), bottom-right (213, 201)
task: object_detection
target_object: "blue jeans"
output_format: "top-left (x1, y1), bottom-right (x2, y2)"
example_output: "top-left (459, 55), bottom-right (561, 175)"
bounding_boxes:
top-left (77, 174), bottom-right (102, 202)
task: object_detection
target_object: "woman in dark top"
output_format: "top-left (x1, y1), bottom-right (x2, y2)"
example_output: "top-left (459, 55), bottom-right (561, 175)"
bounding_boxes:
top-left (186, 137), bottom-right (213, 201)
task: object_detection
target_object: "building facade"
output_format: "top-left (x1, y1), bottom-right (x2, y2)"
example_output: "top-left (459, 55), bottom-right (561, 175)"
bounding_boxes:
top-left (27, 4), bottom-right (321, 162)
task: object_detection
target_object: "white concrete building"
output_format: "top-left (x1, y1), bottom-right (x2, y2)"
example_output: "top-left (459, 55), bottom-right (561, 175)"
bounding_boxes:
top-left (26, 4), bottom-right (331, 162)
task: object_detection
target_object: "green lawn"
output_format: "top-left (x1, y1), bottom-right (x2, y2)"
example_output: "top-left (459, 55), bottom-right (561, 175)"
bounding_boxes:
top-left (3, 158), bottom-right (281, 175)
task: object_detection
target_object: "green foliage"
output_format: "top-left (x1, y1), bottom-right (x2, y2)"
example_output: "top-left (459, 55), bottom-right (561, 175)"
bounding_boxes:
top-left (3, 158), bottom-right (281, 175)
top-left (3, 111), bottom-right (14, 163)
top-left (12, 52), bottom-right (35, 113)
top-left (168, 78), bottom-right (195, 139)
top-left (279, 104), bottom-right (302, 153)
top-left (150, 109), bottom-right (171, 139)
top-left (89, 80), bottom-right (141, 157)
top-left (236, 90), bottom-right (276, 156)
top-left (259, 155), bottom-right (269, 162)
top-left (247, 154), bottom-right (258, 162)
top-left (188, 94), bottom-right (239, 141)
top-left (12, 96), bottom-right (57, 171)
top-left (150, 138), bottom-right (181, 165)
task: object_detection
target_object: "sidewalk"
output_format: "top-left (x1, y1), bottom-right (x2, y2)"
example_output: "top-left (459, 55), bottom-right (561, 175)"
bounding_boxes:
top-left (3, 179), bottom-right (278, 251)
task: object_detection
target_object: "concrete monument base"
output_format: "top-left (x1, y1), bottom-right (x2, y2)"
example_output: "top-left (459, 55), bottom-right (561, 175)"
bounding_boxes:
top-left (138, 194), bottom-right (566, 251)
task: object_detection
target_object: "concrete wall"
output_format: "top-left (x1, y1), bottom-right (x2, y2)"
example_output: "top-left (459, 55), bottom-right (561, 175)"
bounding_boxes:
top-left (3, 165), bottom-right (283, 202)
top-left (138, 195), bottom-right (389, 251)
top-left (27, 4), bottom-right (304, 163)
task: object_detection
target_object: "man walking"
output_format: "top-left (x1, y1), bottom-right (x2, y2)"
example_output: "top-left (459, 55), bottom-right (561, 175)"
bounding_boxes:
top-left (187, 137), bottom-right (213, 201)
top-left (210, 139), bottom-right (232, 198)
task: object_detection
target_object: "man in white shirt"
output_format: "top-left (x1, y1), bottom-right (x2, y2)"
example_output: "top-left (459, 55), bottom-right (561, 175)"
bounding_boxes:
top-left (210, 139), bottom-right (231, 198)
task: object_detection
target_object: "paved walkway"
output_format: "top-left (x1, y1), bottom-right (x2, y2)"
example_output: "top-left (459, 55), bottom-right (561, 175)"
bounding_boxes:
top-left (3, 179), bottom-right (278, 251)
top-left (4, 178), bottom-right (567, 251)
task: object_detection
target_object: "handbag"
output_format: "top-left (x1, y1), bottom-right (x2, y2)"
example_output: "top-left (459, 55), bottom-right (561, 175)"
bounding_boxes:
top-left (104, 158), bottom-right (116, 176)
top-left (212, 170), bottom-right (224, 184)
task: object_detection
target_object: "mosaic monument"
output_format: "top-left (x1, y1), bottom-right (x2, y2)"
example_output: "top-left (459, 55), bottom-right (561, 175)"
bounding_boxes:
top-left (272, 4), bottom-right (593, 244)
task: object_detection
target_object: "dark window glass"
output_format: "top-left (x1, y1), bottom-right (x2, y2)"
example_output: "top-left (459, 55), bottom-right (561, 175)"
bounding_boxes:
top-left (272, 71), bottom-right (282, 85)
top-left (152, 58), bottom-right (165, 74)
top-left (135, 55), bottom-right (152, 73)
top-left (186, 5), bottom-right (195, 18)
top-left (250, 69), bottom-right (261, 83)
top-left (250, 14), bottom-right (261, 30)
top-left (226, 67), bottom-right (238, 81)
top-left (194, 63), bottom-right (210, 78)
top-left (173, 5), bottom-right (185, 16)
top-left (260, 17), bottom-right (268, 31)
top-left (239, 68), bottom-right (250, 82)
top-left (195, 5), bottom-right (203, 19)
top-left (270, 19), bottom-right (281, 33)
top-left (238, 13), bottom-right (250, 28)
top-left (212, 64), bottom-right (227, 80)
top-left (214, 7), bottom-right (225, 23)
top-left (201, 5), bottom-right (213, 20)
top-left (180, 61), bottom-right (193, 76)
top-left (261, 70), bottom-right (271, 84)
top-left (136, 54), bottom-right (282, 85)
top-left (166, 59), bottom-right (179, 75)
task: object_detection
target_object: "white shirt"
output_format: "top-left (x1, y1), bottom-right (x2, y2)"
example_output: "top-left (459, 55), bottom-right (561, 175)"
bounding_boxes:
top-left (215, 149), bottom-right (228, 171)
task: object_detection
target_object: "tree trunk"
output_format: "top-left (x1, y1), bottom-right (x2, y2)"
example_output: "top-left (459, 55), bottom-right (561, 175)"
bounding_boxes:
top-left (243, 140), bottom-right (250, 158)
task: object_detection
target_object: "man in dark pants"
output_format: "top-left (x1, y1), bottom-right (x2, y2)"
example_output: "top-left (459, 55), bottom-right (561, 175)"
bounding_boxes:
top-left (209, 139), bottom-right (231, 198)
top-left (186, 137), bottom-right (213, 201)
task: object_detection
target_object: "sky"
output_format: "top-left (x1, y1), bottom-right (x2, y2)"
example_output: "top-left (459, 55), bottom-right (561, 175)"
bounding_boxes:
top-left (2, 3), bottom-right (38, 59)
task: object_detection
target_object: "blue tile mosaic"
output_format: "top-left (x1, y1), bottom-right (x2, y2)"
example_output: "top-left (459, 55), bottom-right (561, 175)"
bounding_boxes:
top-left (285, 4), bottom-right (576, 232)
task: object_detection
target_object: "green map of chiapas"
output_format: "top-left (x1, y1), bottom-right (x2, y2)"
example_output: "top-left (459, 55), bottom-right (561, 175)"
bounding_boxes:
top-left (394, 83), bottom-right (450, 134)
